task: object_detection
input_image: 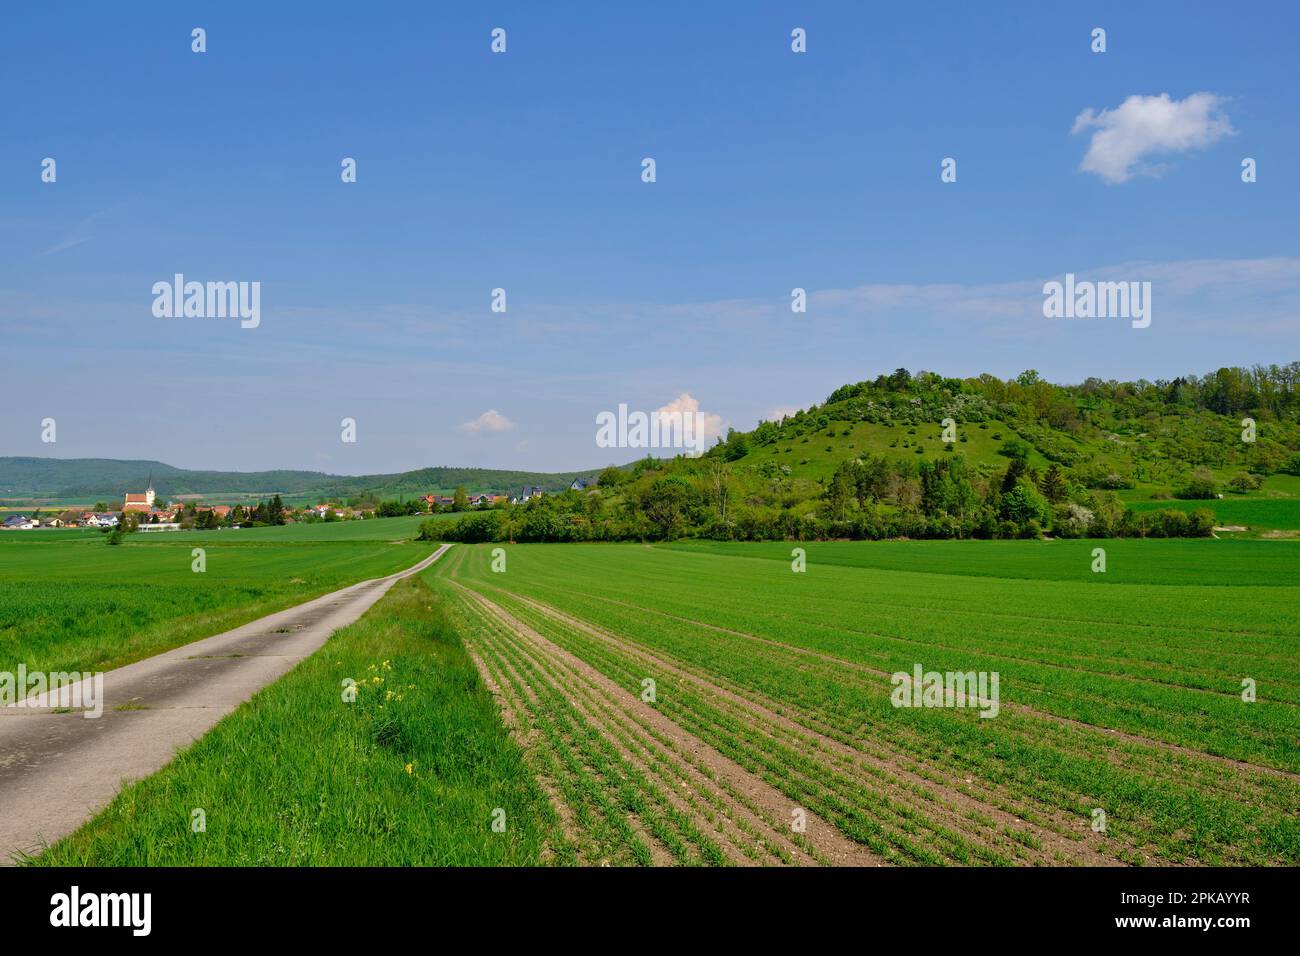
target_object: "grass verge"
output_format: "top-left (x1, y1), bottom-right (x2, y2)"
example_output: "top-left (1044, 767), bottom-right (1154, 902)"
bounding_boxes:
top-left (31, 574), bottom-right (560, 865)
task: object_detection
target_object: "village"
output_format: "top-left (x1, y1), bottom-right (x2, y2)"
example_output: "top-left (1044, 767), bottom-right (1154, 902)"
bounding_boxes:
top-left (0, 478), bottom-right (591, 531)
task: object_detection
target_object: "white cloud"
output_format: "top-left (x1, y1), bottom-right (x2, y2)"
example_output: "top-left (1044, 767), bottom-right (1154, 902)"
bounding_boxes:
top-left (765, 405), bottom-right (803, 422)
top-left (460, 409), bottom-right (516, 433)
top-left (1072, 92), bottom-right (1235, 184)
top-left (655, 393), bottom-right (726, 448)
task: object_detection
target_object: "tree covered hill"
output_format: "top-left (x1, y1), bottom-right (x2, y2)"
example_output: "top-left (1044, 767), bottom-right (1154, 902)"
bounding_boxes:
top-left (0, 458), bottom-right (593, 502)
top-left (431, 363), bottom-right (1300, 544)
top-left (713, 364), bottom-right (1300, 494)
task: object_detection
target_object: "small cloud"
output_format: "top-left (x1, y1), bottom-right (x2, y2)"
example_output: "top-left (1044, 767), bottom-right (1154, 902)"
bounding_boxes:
top-left (460, 409), bottom-right (516, 433)
top-left (655, 393), bottom-right (726, 447)
top-left (766, 405), bottom-right (802, 422)
top-left (1072, 92), bottom-right (1235, 184)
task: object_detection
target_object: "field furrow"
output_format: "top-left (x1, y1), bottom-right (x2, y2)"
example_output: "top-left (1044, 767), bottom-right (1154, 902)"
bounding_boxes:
top-left (450, 581), bottom-right (884, 866)
top-left (433, 542), bottom-right (1300, 866)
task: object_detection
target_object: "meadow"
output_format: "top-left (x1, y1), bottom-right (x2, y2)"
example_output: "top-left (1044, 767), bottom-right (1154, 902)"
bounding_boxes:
top-left (0, 517), bottom-right (430, 675)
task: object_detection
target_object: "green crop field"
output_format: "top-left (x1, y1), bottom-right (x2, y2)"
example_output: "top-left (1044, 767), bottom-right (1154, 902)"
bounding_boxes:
top-left (26, 533), bottom-right (1300, 867)
top-left (0, 519), bottom-right (431, 676)
top-left (1125, 496), bottom-right (1300, 531)
top-left (415, 539), bottom-right (1300, 866)
top-left (660, 538), bottom-right (1300, 586)
top-left (165, 512), bottom-right (452, 543)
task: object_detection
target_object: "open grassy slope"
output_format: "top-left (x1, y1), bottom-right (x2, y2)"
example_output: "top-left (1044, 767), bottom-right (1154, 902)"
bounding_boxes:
top-left (696, 366), bottom-right (1300, 532)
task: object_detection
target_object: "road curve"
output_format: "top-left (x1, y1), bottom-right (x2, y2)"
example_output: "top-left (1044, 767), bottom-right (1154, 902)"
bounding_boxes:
top-left (0, 543), bottom-right (452, 863)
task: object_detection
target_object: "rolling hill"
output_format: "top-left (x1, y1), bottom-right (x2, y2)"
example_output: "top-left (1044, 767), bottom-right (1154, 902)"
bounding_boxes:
top-left (713, 365), bottom-right (1300, 496)
top-left (434, 363), bottom-right (1300, 543)
top-left (0, 458), bottom-right (596, 505)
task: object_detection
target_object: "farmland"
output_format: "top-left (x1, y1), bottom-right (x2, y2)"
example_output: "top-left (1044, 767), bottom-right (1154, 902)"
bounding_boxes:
top-left (1125, 496), bottom-right (1300, 531)
top-left (427, 540), bottom-right (1299, 866)
top-left (22, 532), bottom-right (1300, 867)
top-left (0, 517), bottom-right (429, 676)
top-left (34, 575), bottom-right (559, 866)
top-left (166, 512), bottom-right (454, 543)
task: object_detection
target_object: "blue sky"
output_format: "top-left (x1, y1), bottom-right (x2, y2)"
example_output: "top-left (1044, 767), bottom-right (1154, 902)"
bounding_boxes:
top-left (2, 1), bottom-right (1298, 474)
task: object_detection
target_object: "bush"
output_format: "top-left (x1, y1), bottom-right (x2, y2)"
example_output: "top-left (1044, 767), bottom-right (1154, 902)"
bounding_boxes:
top-left (426, 511), bottom-right (501, 543)
top-left (1052, 503), bottom-right (1093, 538)
top-left (1155, 509), bottom-right (1189, 538)
top-left (1175, 472), bottom-right (1218, 500)
top-left (998, 438), bottom-right (1031, 459)
top-left (1000, 479), bottom-right (1049, 526)
top-left (1227, 473), bottom-right (1262, 493)
top-left (1079, 466), bottom-right (1135, 490)
top-left (1187, 508), bottom-right (1217, 536)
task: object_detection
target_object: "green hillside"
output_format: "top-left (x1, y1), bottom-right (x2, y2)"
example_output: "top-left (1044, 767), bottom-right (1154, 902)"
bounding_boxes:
top-left (721, 366), bottom-right (1300, 490)
top-left (434, 363), bottom-right (1300, 543)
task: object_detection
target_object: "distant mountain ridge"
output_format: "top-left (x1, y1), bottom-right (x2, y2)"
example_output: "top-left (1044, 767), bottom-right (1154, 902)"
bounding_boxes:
top-left (0, 457), bottom-right (595, 501)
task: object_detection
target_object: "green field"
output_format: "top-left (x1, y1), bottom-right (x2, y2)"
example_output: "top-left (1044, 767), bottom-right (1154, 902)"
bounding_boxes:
top-left (166, 513), bottom-right (454, 543)
top-left (26, 532), bottom-right (1300, 867)
top-left (1126, 496), bottom-right (1300, 531)
top-left (660, 538), bottom-right (1299, 586)
top-left (426, 539), bottom-right (1299, 865)
top-left (0, 516), bottom-right (432, 675)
